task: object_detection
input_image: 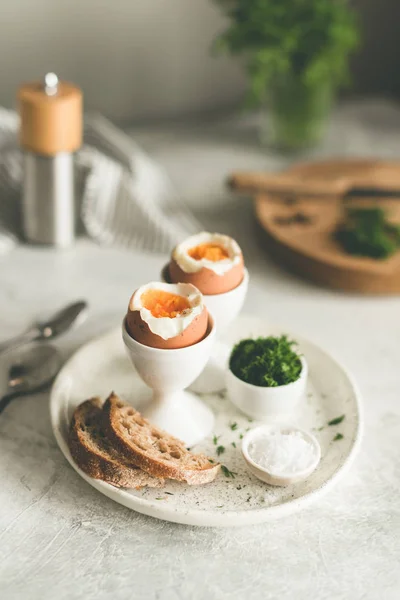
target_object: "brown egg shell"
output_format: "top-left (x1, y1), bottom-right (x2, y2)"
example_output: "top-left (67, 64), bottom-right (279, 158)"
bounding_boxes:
top-left (168, 255), bottom-right (244, 295)
top-left (126, 304), bottom-right (209, 349)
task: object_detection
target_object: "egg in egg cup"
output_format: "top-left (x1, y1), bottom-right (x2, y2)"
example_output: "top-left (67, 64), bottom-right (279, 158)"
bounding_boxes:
top-left (123, 282), bottom-right (216, 446)
top-left (162, 232), bottom-right (249, 393)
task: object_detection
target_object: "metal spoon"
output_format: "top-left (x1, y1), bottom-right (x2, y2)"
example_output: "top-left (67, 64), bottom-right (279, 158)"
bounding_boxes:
top-left (0, 300), bottom-right (88, 355)
top-left (0, 343), bottom-right (62, 414)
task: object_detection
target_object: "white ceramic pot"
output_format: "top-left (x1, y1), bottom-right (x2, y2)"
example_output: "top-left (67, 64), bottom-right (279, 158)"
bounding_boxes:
top-left (226, 356), bottom-right (308, 420)
top-left (241, 424), bottom-right (321, 486)
top-left (122, 315), bottom-right (216, 446)
top-left (162, 264), bottom-right (249, 393)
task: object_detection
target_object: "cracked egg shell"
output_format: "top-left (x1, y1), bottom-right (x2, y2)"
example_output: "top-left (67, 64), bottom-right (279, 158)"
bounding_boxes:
top-left (169, 232), bottom-right (244, 295)
top-left (126, 282), bottom-right (208, 349)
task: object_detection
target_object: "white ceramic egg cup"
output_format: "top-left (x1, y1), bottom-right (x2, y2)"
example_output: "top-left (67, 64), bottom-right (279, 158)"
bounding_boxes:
top-left (122, 316), bottom-right (216, 447)
top-left (162, 265), bottom-right (249, 394)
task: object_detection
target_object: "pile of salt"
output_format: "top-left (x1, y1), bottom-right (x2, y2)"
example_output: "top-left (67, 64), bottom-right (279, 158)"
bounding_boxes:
top-left (248, 430), bottom-right (317, 475)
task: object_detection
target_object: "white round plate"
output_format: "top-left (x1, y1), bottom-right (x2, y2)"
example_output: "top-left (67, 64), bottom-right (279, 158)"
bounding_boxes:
top-left (50, 315), bottom-right (362, 527)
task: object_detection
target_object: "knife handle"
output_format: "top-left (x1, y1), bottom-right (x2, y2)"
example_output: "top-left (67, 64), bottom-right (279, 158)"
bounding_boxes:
top-left (228, 171), bottom-right (348, 197)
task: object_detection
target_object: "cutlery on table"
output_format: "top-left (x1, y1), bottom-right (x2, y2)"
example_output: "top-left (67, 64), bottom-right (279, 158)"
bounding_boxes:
top-left (0, 344), bottom-right (62, 414)
top-left (228, 169), bottom-right (400, 199)
top-left (0, 300), bottom-right (88, 355)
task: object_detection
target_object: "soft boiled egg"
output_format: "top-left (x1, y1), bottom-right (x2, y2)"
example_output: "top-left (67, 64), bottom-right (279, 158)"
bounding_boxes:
top-left (126, 282), bottom-right (208, 349)
top-left (168, 232), bottom-right (244, 295)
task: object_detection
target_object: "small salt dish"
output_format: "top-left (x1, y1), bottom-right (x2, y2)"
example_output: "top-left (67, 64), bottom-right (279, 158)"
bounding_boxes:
top-left (242, 424), bottom-right (321, 487)
top-left (226, 355), bottom-right (308, 420)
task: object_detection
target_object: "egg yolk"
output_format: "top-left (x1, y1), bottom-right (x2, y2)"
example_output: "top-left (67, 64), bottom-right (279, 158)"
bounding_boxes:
top-left (141, 289), bottom-right (191, 318)
top-left (188, 243), bottom-right (229, 262)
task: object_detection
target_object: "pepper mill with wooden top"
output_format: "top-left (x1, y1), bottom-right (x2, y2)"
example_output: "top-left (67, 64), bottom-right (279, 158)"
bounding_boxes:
top-left (18, 73), bottom-right (82, 247)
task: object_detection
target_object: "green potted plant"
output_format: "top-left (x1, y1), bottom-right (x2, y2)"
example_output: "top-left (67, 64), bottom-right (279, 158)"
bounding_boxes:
top-left (213, 0), bottom-right (360, 150)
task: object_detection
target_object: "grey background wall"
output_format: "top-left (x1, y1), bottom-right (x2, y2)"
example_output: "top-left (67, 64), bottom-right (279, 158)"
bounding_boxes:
top-left (352, 0), bottom-right (400, 98)
top-left (1, 0), bottom-right (245, 121)
top-left (1, 0), bottom-right (399, 122)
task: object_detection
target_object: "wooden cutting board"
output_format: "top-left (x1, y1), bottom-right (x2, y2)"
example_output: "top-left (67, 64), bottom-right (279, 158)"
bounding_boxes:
top-left (254, 159), bottom-right (400, 294)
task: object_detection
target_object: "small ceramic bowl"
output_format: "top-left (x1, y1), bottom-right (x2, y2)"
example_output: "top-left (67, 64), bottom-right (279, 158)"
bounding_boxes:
top-left (242, 424), bottom-right (321, 487)
top-left (226, 356), bottom-right (308, 420)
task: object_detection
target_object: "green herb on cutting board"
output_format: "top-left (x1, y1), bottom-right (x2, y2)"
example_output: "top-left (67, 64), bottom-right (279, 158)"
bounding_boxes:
top-left (229, 335), bottom-right (302, 387)
top-left (216, 445), bottom-right (225, 456)
top-left (333, 433), bottom-right (344, 441)
top-left (335, 207), bottom-right (400, 259)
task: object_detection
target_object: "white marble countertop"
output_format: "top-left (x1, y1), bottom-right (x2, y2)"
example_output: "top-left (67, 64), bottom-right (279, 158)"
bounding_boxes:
top-left (1, 100), bottom-right (400, 600)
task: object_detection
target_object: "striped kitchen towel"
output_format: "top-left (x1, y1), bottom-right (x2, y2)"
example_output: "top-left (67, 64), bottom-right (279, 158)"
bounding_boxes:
top-left (0, 108), bottom-right (201, 255)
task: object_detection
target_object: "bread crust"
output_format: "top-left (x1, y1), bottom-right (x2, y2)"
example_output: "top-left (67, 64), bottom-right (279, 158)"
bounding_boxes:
top-left (68, 397), bottom-right (163, 489)
top-left (102, 392), bottom-right (220, 485)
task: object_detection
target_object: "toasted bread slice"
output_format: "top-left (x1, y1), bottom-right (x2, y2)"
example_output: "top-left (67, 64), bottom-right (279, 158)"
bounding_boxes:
top-left (68, 398), bottom-right (163, 489)
top-left (102, 392), bottom-right (220, 485)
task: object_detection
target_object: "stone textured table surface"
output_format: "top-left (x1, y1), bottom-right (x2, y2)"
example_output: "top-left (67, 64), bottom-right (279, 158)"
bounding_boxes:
top-left (1, 100), bottom-right (400, 600)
